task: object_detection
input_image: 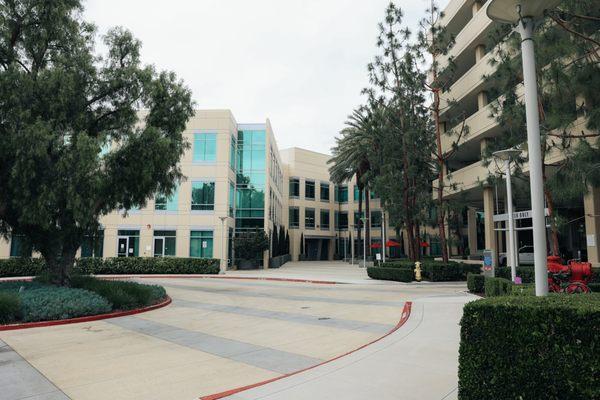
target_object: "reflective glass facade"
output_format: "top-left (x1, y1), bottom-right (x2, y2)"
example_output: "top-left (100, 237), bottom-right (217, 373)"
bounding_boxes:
top-left (235, 129), bottom-right (266, 231)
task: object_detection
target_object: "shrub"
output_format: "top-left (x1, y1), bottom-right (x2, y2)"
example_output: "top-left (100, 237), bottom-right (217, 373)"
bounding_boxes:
top-left (380, 261), bottom-right (414, 269)
top-left (19, 287), bottom-right (111, 322)
top-left (0, 292), bottom-right (21, 324)
top-left (510, 283), bottom-right (536, 296)
top-left (0, 257), bottom-right (220, 278)
top-left (0, 258), bottom-right (45, 277)
top-left (459, 294), bottom-right (600, 400)
top-left (466, 273), bottom-right (485, 294)
top-left (377, 261), bottom-right (480, 281)
top-left (0, 280), bottom-right (50, 292)
top-left (496, 266), bottom-right (535, 283)
top-left (234, 230), bottom-right (269, 260)
top-left (591, 268), bottom-right (600, 284)
top-left (367, 267), bottom-right (413, 282)
top-left (71, 276), bottom-right (167, 310)
top-left (484, 277), bottom-right (512, 297)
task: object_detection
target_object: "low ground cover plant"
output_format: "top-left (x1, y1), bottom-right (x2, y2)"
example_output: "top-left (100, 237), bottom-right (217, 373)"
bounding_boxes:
top-left (0, 276), bottom-right (168, 324)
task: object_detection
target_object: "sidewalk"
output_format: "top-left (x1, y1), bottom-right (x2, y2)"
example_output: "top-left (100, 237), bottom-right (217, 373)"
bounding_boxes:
top-left (216, 291), bottom-right (474, 400)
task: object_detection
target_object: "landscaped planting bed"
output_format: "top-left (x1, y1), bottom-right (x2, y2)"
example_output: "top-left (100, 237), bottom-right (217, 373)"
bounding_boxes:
top-left (459, 294), bottom-right (600, 400)
top-left (370, 260), bottom-right (482, 282)
top-left (0, 276), bottom-right (168, 325)
top-left (0, 257), bottom-right (220, 278)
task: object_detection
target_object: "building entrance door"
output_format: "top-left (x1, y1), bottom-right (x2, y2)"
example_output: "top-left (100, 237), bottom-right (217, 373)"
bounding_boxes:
top-left (153, 237), bottom-right (165, 257)
top-left (117, 236), bottom-right (136, 257)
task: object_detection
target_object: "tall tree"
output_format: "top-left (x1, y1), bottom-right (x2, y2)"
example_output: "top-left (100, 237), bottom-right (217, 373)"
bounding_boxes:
top-left (0, 1), bottom-right (194, 284)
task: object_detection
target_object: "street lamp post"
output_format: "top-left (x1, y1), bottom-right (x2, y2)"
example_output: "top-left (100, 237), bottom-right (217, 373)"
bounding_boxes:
top-left (219, 216), bottom-right (227, 274)
top-left (487, 0), bottom-right (560, 296)
top-left (493, 149), bottom-right (521, 282)
top-left (360, 217), bottom-right (367, 268)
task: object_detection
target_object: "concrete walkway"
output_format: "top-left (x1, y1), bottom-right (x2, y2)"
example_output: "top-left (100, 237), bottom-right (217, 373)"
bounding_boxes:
top-left (0, 262), bottom-right (475, 400)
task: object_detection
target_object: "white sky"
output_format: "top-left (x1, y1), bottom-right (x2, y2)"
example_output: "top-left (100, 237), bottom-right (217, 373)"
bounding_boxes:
top-left (84, 0), bottom-right (449, 155)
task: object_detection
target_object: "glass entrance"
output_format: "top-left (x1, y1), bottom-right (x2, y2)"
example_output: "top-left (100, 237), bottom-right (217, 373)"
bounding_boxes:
top-left (117, 230), bottom-right (139, 257)
top-left (153, 237), bottom-right (165, 257)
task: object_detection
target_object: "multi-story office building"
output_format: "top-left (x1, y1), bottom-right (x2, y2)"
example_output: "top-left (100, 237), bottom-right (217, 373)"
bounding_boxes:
top-left (435, 0), bottom-right (600, 267)
top-left (0, 111), bottom-right (397, 267)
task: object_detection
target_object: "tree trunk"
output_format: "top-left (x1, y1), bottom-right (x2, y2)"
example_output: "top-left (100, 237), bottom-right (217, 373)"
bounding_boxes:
top-left (365, 187), bottom-right (371, 257)
top-left (544, 187), bottom-right (560, 256)
top-left (42, 244), bottom-right (78, 286)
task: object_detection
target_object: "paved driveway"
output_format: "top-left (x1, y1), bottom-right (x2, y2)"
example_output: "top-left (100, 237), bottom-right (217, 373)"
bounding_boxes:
top-left (0, 262), bottom-right (473, 400)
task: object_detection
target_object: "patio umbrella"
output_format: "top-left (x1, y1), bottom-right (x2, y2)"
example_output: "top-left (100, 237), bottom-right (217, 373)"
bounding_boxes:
top-left (386, 240), bottom-right (400, 247)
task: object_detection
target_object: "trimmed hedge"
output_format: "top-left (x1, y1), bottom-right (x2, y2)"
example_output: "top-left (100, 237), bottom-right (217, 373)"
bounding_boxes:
top-left (0, 257), bottom-right (220, 277)
top-left (379, 260), bottom-right (481, 282)
top-left (589, 283), bottom-right (600, 293)
top-left (466, 273), bottom-right (485, 294)
top-left (484, 277), bottom-right (512, 297)
top-left (367, 267), bottom-right (413, 282)
top-left (19, 287), bottom-right (112, 322)
top-left (459, 294), bottom-right (600, 400)
top-left (71, 276), bottom-right (167, 310)
top-left (0, 292), bottom-right (21, 324)
top-left (496, 266), bottom-right (535, 283)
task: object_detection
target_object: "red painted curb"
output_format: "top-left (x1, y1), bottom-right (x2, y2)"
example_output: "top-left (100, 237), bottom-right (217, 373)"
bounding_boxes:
top-left (199, 301), bottom-right (413, 400)
top-left (0, 296), bottom-right (172, 331)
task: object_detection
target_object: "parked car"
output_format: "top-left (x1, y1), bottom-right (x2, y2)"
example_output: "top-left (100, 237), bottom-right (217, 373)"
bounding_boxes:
top-left (499, 246), bottom-right (535, 266)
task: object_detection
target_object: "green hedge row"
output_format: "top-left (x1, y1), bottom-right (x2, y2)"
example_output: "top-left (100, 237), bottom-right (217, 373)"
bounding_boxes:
top-left (367, 267), bottom-right (413, 282)
top-left (70, 276), bottom-right (167, 310)
top-left (466, 273), bottom-right (485, 294)
top-left (379, 260), bottom-right (481, 282)
top-left (496, 266), bottom-right (535, 283)
top-left (459, 294), bottom-right (600, 400)
top-left (0, 257), bottom-right (220, 277)
top-left (484, 277), bottom-right (513, 297)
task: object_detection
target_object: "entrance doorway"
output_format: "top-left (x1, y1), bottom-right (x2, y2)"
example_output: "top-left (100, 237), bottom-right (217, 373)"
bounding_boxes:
top-left (305, 238), bottom-right (330, 261)
top-left (117, 229), bottom-right (139, 257)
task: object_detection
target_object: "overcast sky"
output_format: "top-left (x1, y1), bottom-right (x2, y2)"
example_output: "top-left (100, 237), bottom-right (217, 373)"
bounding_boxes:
top-left (84, 0), bottom-right (449, 155)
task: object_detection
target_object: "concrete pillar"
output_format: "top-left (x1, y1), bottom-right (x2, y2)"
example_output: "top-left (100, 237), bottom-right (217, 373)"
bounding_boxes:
top-left (483, 186), bottom-right (498, 271)
top-left (584, 186), bottom-right (600, 267)
top-left (472, 1), bottom-right (482, 16)
top-left (477, 91), bottom-right (488, 110)
top-left (467, 207), bottom-right (478, 256)
top-left (475, 45), bottom-right (486, 63)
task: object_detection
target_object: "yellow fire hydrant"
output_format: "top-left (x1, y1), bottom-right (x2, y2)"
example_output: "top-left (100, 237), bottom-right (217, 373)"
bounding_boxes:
top-left (414, 261), bottom-right (422, 282)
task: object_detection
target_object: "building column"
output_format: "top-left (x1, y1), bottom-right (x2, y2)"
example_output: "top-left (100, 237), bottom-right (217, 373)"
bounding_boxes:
top-left (584, 186), bottom-right (600, 267)
top-left (483, 186), bottom-right (498, 271)
top-left (467, 207), bottom-right (478, 256)
top-left (475, 45), bottom-right (486, 63)
top-left (477, 91), bottom-right (488, 110)
top-left (471, 0), bottom-right (482, 16)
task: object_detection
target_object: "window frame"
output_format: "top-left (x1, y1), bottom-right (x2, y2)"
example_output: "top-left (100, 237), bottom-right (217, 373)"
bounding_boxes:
top-left (305, 208), bottom-right (316, 229)
top-left (193, 132), bottom-right (218, 163)
top-left (289, 206), bottom-right (300, 229)
top-left (305, 179), bottom-right (315, 200)
top-left (191, 181), bottom-right (216, 212)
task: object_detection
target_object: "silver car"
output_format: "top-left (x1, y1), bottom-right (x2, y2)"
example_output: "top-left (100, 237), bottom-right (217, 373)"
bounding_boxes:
top-left (499, 245), bottom-right (535, 266)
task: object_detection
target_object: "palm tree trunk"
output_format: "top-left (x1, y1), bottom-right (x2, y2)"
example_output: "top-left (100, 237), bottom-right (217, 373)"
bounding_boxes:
top-left (365, 187), bottom-right (371, 257)
top-left (357, 179), bottom-right (363, 257)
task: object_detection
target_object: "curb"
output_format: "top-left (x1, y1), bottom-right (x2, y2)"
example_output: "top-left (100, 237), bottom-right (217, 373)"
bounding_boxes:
top-left (199, 301), bottom-right (413, 400)
top-left (0, 296), bottom-right (172, 331)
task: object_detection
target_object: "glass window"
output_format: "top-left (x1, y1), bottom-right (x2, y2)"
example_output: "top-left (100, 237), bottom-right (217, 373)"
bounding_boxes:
top-left (320, 209), bottom-right (330, 230)
top-left (289, 207), bottom-right (300, 229)
top-left (229, 181), bottom-right (235, 217)
top-left (337, 211), bottom-right (348, 230)
top-left (191, 181), bottom-right (215, 211)
top-left (371, 211), bottom-right (382, 228)
top-left (117, 230), bottom-right (139, 257)
top-left (354, 186), bottom-right (361, 202)
top-left (305, 208), bottom-right (315, 229)
top-left (305, 180), bottom-right (315, 200)
top-left (320, 182), bottom-right (330, 202)
top-left (153, 230), bottom-right (176, 257)
top-left (190, 231), bottom-right (213, 258)
top-left (335, 185), bottom-right (348, 203)
top-left (230, 135), bottom-right (236, 170)
top-left (155, 186), bottom-right (178, 211)
top-left (354, 211), bottom-right (365, 227)
top-left (81, 231), bottom-right (104, 258)
top-left (9, 234), bottom-right (32, 257)
top-left (193, 133), bottom-right (217, 162)
top-left (289, 178), bottom-right (300, 198)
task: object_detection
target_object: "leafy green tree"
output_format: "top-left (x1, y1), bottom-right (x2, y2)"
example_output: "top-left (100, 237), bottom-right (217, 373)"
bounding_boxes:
top-left (271, 227), bottom-right (279, 257)
top-left (234, 230), bottom-right (269, 262)
top-left (484, 0), bottom-right (599, 255)
top-left (0, 1), bottom-right (194, 284)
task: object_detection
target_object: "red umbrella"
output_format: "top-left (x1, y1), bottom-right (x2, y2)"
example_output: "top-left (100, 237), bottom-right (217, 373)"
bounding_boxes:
top-left (370, 243), bottom-right (382, 249)
top-left (386, 240), bottom-right (401, 247)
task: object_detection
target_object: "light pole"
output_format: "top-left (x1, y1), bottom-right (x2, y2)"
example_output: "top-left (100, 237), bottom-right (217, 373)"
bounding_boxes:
top-left (487, 0), bottom-right (560, 296)
top-left (360, 216), bottom-right (367, 268)
top-left (382, 212), bottom-right (386, 263)
top-left (493, 149), bottom-right (521, 282)
top-left (219, 216), bottom-right (227, 274)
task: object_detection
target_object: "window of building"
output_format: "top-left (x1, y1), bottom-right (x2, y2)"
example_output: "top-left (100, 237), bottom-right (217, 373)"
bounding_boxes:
top-left (320, 209), bottom-right (330, 230)
top-left (230, 135), bottom-right (236, 170)
top-left (153, 230), bottom-right (176, 257)
top-left (191, 181), bottom-right (215, 211)
top-left (289, 178), bottom-right (300, 198)
top-left (9, 234), bottom-right (32, 257)
top-left (371, 211), bottom-right (382, 228)
top-left (335, 211), bottom-right (348, 230)
top-left (354, 186), bottom-right (361, 202)
top-left (305, 180), bottom-right (315, 200)
top-left (81, 230), bottom-right (104, 258)
top-left (305, 208), bottom-right (315, 229)
top-left (354, 211), bottom-right (365, 228)
top-left (320, 182), bottom-right (330, 202)
top-left (117, 230), bottom-right (139, 257)
top-left (229, 181), bottom-right (235, 217)
top-left (190, 230), bottom-right (213, 258)
top-left (155, 186), bottom-right (179, 211)
top-left (193, 132), bottom-right (217, 162)
top-left (335, 185), bottom-right (348, 203)
top-left (289, 207), bottom-right (300, 228)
